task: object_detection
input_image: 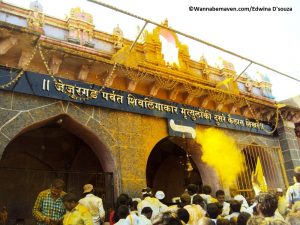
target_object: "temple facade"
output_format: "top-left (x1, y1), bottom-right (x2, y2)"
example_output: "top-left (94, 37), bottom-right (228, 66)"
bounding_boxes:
top-left (0, 1), bottom-right (300, 224)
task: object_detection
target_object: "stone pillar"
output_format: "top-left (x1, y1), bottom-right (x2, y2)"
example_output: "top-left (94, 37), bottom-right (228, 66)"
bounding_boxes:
top-left (278, 120), bottom-right (300, 184)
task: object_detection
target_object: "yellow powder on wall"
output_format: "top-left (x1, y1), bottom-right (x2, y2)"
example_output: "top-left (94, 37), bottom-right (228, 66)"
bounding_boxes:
top-left (196, 127), bottom-right (244, 187)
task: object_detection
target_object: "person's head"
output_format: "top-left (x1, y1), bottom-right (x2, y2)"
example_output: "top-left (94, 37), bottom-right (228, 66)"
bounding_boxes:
top-left (202, 185), bottom-right (212, 195)
top-left (230, 200), bottom-right (242, 213)
top-left (187, 184), bottom-right (198, 195)
top-left (50, 178), bottom-right (65, 199)
top-left (177, 208), bottom-right (190, 224)
top-left (117, 205), bottom-right (129, 219)
top-left (141, 207), bottom-right (153, 220)
top-left (155, 191), bottom-right (165, 201)
top-left (180, 193), bottom-right (191, 207)
top-left (142, 187), bottom-right (152, 198)
top-left (116, 194), bottom-right (130, 208)
top-left (192, 194), bottom-right (204, 204)
top-left (206, 203), bottom-right (220, 219)
top-left (192, 194), bottom-right (206, 210)
top-left (237, 212), bottom-right (251, 225)
top-left (216, 190), bottom-right (225, 204)
top-left (131, 200), bottom-right (138, 211)
top-left (83, 184), bottom-right (94, 194)
top-left (294, 166), bottom-right (300, 182)
top-left (256, 192), bottom-right (278, 217)
top-left (63, 193), bottom-right (79, 211)
top-left (216, 218), bottom-right (230, 225)
top-left (286, 212), bottom-right (300, 225)
top-left (275, 188), bottom-right (284, 198)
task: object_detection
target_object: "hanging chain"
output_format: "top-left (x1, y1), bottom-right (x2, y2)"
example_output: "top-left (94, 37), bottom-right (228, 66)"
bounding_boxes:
top-left (38, 44), bottom-right (109, 101)
top-left (155, 75), bottom-right (178, 90)
top-left (208, 90), bottom-right (227, 103)
top-left (0, 43), bottom-right (39, 89)
top-left (245, 99), bottom-right (279, 134)
top-left (183, 83), bottom-right (204, 96)
top-left (119, 65), bottom-right (148, 82)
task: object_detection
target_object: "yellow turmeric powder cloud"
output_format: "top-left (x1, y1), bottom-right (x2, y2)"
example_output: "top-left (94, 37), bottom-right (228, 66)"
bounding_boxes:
top-left (196, 127), bottom-right (244, 187)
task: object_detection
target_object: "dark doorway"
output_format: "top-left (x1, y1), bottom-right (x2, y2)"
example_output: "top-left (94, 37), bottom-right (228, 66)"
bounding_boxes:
top-left (0, 115), bottom-right (113, 225)
top-left (146, 137), bottom-right (202, 204)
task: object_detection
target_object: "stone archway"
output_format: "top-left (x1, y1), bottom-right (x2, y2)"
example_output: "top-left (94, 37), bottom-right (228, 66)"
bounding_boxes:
top-left (1, 113), bottom-right (116, 172)
top-left (146, 136), bottom-right (220, 203)
top-left (0, 112), bottom-right (116, 224)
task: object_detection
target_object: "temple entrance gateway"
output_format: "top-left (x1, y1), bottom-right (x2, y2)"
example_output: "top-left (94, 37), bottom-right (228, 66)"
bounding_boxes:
top-left (146, 137), bottom-right (202, 204)
top-left (0, 115), bottom-right (114, 225)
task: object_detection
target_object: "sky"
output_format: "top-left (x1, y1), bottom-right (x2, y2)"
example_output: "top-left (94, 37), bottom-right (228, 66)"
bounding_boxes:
top-left (4, 0), bottom-right (300, 101)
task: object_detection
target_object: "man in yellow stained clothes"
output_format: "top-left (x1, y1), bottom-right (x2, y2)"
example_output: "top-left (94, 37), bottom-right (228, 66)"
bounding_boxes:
top-left (63, 193), bottom-right (93, 225)
top-left (276, 188), bottom-right (288, 216)
top-left (79, 184), bottom-right (105, 225)
top-left (180, 193), bottom-right (205, 225)
top-left (137, 187), bottom-right (168, 221)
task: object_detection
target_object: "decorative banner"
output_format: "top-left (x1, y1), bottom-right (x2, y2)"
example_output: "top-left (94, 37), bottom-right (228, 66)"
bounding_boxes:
top-left (0, 66), bottom-right (273, 135)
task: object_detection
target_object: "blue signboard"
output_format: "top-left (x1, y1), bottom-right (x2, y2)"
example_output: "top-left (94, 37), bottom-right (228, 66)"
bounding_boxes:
top-left (0, 66), bottom-right (273, 135)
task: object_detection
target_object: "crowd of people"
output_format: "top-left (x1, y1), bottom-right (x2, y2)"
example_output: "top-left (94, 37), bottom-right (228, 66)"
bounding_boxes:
top-left (5, 166), bottom-right (299, 225)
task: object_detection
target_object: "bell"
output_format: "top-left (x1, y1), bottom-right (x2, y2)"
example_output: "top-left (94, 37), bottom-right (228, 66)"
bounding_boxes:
top-left (185, 159), bottom-right (193, 172)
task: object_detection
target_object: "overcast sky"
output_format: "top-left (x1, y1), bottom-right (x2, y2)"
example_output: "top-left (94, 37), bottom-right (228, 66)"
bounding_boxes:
top-left (4, 0), bottom-right (300, 101)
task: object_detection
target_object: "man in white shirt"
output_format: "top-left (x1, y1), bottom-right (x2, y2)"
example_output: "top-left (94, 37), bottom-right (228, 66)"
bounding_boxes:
top-left (115, 205), bottom-right (130, 225)
top-left (215, 190), bottom-right (230, 217)
top-left (286, 166), bottom-right (300, 208)
top-left (229, 187), bottom-right (249, 212)
top-left (187, 184), bottom-right (199, 204)
top-left (224, 200), bottom-right (241, 221)
top-left (79, 184), bottom-right (105, 225)
top-left (138, 207), bottom-right (152, 225)
top-left (200, 185), bottom-right (217, 204)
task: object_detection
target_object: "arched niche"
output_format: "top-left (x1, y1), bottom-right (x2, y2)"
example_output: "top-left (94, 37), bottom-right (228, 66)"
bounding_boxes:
top-left (0, 114), bottom-right (115, 224)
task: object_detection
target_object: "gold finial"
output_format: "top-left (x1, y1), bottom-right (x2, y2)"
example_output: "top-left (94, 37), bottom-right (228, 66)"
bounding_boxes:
top-left (161, 18), bottom-right (169, 27)
top-left (112, 24), bottom-right (123, 37)
top-left (199, 55), bottom-right (207, 64)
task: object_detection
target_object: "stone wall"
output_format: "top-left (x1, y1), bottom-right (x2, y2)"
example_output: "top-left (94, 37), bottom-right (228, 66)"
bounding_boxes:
top-left (0, 90), bottom-right (169, 197)
top-left (278, 120), bottom-right (300, 184)
top-left (0, 89), bottom-right (287, 197)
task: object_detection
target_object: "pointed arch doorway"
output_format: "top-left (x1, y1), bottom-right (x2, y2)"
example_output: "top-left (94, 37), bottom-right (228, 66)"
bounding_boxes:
top-left (146, 137), bottom-right (203, 204)
top-left (0, 114), bottom-right (114, 225)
